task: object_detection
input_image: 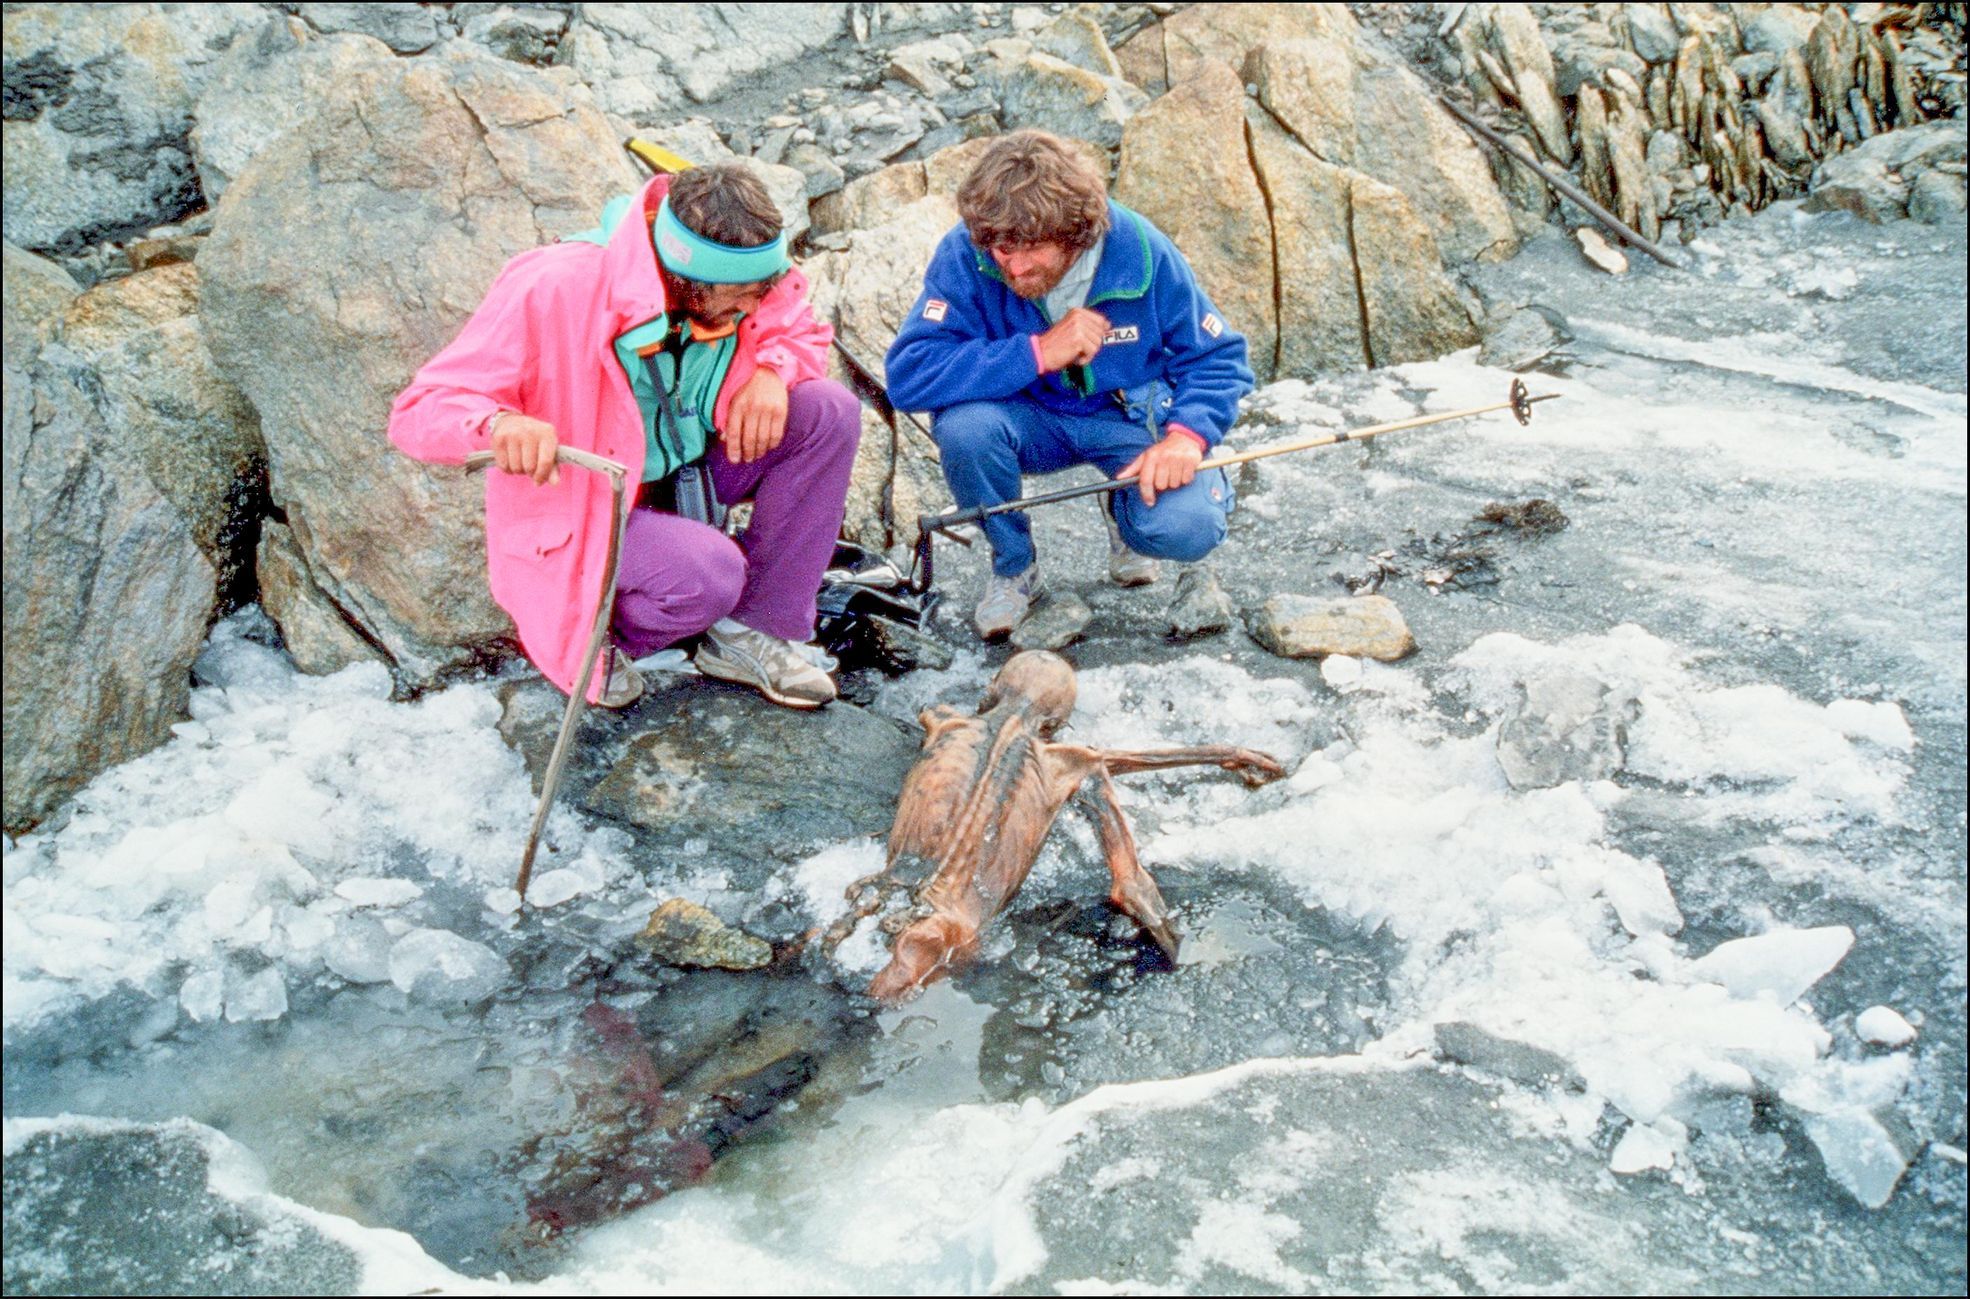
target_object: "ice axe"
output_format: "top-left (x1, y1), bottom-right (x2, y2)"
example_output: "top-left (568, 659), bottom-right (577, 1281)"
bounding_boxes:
top-left (910, 379), bottom-right (1559, 586)
top-left (463, 445), bottom-right (631, 901)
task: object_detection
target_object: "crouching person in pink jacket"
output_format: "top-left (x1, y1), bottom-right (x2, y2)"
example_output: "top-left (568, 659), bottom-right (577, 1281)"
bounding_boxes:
top-left (390, 164), bottom-right (860, 709)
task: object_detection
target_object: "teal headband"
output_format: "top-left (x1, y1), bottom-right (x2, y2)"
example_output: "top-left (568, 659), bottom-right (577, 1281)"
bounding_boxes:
top-left (653, 196), bottom-right (789, 284)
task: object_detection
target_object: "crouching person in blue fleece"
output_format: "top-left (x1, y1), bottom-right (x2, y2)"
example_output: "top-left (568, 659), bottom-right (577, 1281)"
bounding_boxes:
top-left (884, 129), bottom-right (1255, 640)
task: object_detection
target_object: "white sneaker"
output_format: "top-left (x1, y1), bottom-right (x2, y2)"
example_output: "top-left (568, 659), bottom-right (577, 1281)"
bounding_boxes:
top-left (595, 645), bottom-right (644, 709)
top-left (696, 618), bottom-right (837, 709)
top-left (974, 565), bottom-right (1043, 640)
top-left (1102, 505), bottom-right (1161, 587)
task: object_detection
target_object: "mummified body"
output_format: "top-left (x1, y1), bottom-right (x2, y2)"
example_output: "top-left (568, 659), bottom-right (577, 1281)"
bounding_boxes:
top-left (837, 651), bottom-right (1285, 1002)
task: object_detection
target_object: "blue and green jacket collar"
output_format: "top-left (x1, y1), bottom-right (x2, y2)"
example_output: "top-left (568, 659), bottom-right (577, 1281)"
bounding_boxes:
top-left (968, 201), bottom-right (1155, 308)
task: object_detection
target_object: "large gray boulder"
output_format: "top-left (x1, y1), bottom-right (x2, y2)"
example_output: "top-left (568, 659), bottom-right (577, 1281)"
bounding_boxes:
top-left (190, 20), bottom-right (399, 203)
top-left (3, 243), bottom-right (216, 832)
top-left (1113, 61), bottom-right (1279, 379)
top-left (560, 4), bottom-right (851, 116)
top-left (1, 4), bottom-right (263, 252)
top-left (54, 261), bottom-right (265, 600)
top-left (1118, 59), bottom-right (1478, 382)
top-left (197, 44), bottom-right (640, 686)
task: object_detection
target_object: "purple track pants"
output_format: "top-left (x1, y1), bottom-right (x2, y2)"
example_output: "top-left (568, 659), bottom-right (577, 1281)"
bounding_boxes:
top-left (610, 378), bottom-right (860, 656)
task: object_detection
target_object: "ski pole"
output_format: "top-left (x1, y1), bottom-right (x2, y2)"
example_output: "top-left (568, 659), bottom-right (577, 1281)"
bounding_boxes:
top-left (916, 378), bottom-right (1559, 540)
top-left (463, 445), bottom-right (630, 901)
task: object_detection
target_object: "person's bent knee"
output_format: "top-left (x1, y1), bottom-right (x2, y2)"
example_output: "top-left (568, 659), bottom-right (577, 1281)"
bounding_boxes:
top-left (785, 378), bottom-right (862, 457)
top-left (933, 401), bottom-right (1018, 458)
top-left (1118, 499), bottom-right (1227, 564)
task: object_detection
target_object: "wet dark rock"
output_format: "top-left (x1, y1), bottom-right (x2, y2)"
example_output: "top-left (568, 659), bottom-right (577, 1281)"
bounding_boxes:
top-left (1433, 1020), bottom-right (1584, 1090)
top-left (1011, 589), bottom-right (1095, 651)
top-left (498, 678), bottom-right (918, 888)
top-left (1165, 565), bottom-right (1235, 639)
top-left (1, 1119), bottom-right (363, 1296)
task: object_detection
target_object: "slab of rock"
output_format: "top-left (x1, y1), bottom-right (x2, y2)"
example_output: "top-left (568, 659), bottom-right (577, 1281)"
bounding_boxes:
top-left (499, 678), bottom-right (919, 890)
top-left (256, 520), bottom-right (389, 676)
top-left (198, 44), bottom-right (639, 688)
top-left (1495, 667), bottom-right (1629, 790)
top-left (1011, 590), bottom-right (1094, 651)
top-left (1166, 565), bottom-right (1235, 639)
top-left (1031, 11), bottom-right (1126, 80)
top-left (1, 4), bottom-right (263, 252)
top-left (1114, 61), bottom-right (1277, 378)
top-left (560, 4), bottom-right (851, 114)
top-left (637, 899), bottom-right (773, 970)
top-left (990, 49), bottom-right (1146, 153)
top-left (4, 243), bottom-right (215, 832)
top-left (1243, 103), bottom-right (1368, 374)
top-left (1478, 306), bottom-right (1567, 371)
top-left (55, 261), bottom-right (265, 598)
top-left (1249, 594), bottom-right (1415, 661)
top-left (1807, 121), bottom-right (1969, 223)
top-left (1, 1119), bottom-right (363, 1296)
top-left (1351, 175), bottom-right (1482, 366)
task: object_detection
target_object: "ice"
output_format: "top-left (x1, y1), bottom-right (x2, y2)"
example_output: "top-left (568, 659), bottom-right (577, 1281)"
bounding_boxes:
top-left (525, 860), bottom-right (605, 909)
top-left (1320, 654), bottom-right (1363, 689)
top-left (385, 928), bottom-right (508, 1004)
top-left (1826, 698), bottom-right (1916, 751)
top-left (1855, 1005), bottom-right (1916, 1046)
top-left (333, 878), bottom-right (424, 909)
top-left (1801, 1109), bottom-right (1918, 1209)
top-left (322, 916), bottom-right (395, 985)
top-left (178, 969), bottom-right (224, 1022)
top-left (1610, 1117), bottom-right (1686, 1173)
top-left (784, 838), bottom-right (888, 927)
top-left (223, 965), bottom-right (288, 1023)
top-left (1687, 926), bottom-right (1854, 1005)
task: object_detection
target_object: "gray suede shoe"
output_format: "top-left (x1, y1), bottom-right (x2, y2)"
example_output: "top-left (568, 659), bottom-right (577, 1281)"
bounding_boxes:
top-left (974, 565), bottom-right (1044, 641)
top-left (1103, 506), bottom-right (1160, 587)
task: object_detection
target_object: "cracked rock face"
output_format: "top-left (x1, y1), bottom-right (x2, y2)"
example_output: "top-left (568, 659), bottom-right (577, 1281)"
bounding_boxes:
top-left (1, 4), bottom-right (265, 253)
top-left (3, 243), bottom-right (216, 832)
top-left (196, 43), bottom-right (640, 689)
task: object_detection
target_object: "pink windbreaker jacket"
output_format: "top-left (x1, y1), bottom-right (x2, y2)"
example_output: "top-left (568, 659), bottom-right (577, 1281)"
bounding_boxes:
top-left (388, 175), bottom-right (833, 701)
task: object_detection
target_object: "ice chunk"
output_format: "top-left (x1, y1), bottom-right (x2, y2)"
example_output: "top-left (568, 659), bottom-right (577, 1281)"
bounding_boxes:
top-left (333, 878), bottom-right (424, 909)
top-left (223, 965), bottom-right (288, 1022)
top-left (387, 928), bottom-right (508, 1003)
top-left (223, 766), bottom-right (337, 858)
top-left (1802, 1109), bottom-right (1918, 1208)
top-left (1602, 856), bottom-right (1683, 937)
top-left (1320, 654), bottom-right (1362, 690)
top-left (179, 969), bottom-right (224, 1022)
top-left (1855, 1006), bottom-right (1916, 1047)
top-left (322, 915), bottom-right (395, 984)
top-left (1688, 925), bottom-right (1853, 1004)
top-left (482, 887), bottom-right (523, 916)
top-left (1610, 1117), bottom-right (1686, 1173)
top-left (525, 862), bottom-right (604, 909)
top-left (1825, 699), bottom-right (1914, 751)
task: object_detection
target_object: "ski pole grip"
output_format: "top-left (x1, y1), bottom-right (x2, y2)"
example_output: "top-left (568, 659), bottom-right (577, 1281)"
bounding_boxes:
top-left (463, 446), bottom-right (627, 480)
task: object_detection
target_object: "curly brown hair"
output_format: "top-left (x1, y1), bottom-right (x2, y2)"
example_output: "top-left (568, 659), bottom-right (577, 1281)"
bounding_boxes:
top-left (667, 162), bottom-right (782, 247)
top-left (956, 130), bottom-right (1111, 252)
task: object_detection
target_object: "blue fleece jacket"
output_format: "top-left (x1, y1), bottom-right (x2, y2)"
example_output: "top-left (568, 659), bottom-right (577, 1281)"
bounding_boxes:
top-left (883, 202), bottom-right (1255, 447)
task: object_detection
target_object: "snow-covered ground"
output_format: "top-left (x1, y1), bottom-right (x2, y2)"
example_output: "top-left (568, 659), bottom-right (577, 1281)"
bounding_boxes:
top-left (4, 201), bottom-right (1964, 1293)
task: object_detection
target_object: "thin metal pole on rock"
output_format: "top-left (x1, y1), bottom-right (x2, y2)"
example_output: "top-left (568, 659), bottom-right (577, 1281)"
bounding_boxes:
top-left (464, 445), bottom-right (630, 901)
top-left (916, 379), bottom-right (1560, 540)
